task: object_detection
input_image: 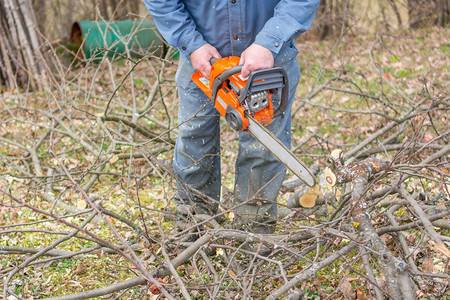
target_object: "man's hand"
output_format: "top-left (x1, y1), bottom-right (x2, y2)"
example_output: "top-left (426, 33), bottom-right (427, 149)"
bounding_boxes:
top-left (190, 44), bottom-right (222, 78)
top-left (239, 44), bottom-right (274, 78)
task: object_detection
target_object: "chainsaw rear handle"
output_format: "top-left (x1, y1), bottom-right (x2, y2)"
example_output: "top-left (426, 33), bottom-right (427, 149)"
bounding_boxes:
top-left (240, 67), bottom-right (288, 118)
top-left (209, 58), bottom-right (288, 118)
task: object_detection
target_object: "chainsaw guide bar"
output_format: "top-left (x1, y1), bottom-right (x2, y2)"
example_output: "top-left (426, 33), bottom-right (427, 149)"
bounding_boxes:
top-left (246, 113), bottom-right (316, 187)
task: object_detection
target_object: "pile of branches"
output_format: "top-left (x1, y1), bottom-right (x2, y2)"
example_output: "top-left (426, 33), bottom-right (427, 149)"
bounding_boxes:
top-left (0, 25), bottom-right (449, 300)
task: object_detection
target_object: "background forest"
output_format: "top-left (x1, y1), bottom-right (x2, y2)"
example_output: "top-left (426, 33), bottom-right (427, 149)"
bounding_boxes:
top-left (0, 0), bottom-right (449, 299)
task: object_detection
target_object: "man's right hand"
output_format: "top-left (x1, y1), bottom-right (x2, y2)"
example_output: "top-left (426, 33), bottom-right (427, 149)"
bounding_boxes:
top-left (190, 44), bottom-right (222, 78)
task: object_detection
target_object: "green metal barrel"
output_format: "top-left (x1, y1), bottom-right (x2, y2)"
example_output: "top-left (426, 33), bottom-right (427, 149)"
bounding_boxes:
top-left (70, 20), bottom-right (174, 61)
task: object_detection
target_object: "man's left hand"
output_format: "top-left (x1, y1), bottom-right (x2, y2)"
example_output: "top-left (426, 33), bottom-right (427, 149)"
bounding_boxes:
top-left (239, 44), bottom-right (274, 78)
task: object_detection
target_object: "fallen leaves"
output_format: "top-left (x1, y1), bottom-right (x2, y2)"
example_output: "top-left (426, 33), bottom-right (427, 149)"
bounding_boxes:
top-left (356, 287), bottom-right (371, 300)
top-left (429, 240), bottom-right (450, 259)
top-left (340, 276), bottom-right (355, 299)
top-left (148, 278), bottom-right (164, 295)
top-left (421, 256), bottom-right (435, 273)
top-left (73, 263), bottom-right (87, 275)
top-left (109, 155), bottom-right (119, 164)
top-left (76, 199), bottom-right (87, 210)
top-left (423, 133), bottom-right (434, 142)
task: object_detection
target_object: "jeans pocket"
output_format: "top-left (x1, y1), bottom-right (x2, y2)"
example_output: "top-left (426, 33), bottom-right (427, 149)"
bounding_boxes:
top-left (175, 54), bottom-right (197, 91)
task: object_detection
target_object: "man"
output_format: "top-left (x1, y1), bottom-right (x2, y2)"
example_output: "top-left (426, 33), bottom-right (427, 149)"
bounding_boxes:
top-left (144, 0), bottom-right (320, 234)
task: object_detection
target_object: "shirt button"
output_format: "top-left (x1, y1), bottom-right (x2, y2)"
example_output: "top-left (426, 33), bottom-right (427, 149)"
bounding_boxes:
top-left (233, 35), bottom-right (238, 40)
top-left (231, 0), bottom-right (236, 3)
top-left (275, 42), bottom-right (279, 47)
top-left (182, 46), bottom-right (186, 50)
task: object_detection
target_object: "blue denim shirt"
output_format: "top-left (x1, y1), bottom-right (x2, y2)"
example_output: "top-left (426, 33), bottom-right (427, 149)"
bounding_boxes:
top-left (144, 0), bottom-right (320, 58)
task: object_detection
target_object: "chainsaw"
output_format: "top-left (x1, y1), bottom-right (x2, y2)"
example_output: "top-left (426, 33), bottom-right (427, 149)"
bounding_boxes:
top-left (191, 56), bottom-right (315, 187)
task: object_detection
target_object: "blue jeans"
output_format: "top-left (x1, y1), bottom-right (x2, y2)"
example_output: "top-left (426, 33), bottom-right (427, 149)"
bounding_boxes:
top-left (173, 42), bottom-right (300, 232)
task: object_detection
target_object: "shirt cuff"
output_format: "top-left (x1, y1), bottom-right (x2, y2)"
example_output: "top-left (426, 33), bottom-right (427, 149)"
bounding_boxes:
top-left (253, 31), bottom-right (285, 55)
top-left (177, 31), bottom-right (207, 56)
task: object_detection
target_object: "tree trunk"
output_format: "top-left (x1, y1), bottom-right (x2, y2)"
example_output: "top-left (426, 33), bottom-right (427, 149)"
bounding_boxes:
top-left (110, 0), bottom-right (127, 20)
top-left (0, 21), bottom-right (16, 90)
top-left (0, 0), bottom-right (46, 91)
top-left (64, 0), bottom-right (74, 37)
top-left (97, 0), bottom-right (109, 19)
top-left (389, 0), bottom-right (403, 29)
top-left (437, 0), bottom-right (450, 26)
top-left (128, 0), bottom-right (139, 17)
top-left (307, 0), bottom-right (348, 39)
top-left (31, 0), bottom-right (45, 36)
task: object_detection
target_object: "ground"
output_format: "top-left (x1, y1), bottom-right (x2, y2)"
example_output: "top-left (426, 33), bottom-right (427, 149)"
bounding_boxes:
top-left (0, 26), bottom-right (449, 299)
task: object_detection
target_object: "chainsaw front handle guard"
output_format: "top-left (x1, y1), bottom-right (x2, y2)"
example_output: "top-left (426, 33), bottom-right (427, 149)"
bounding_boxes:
top-left (210, 59), bottom-right (288, 119)
top-left (210, 64), bottom-right (243, 105)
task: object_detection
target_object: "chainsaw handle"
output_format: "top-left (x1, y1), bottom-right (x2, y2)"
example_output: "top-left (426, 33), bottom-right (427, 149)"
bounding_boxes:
top-left (210, 64), bottom-right (243, 104)
top-left (238, 67), bottom-right (289, 118)
top-left (210, 58), bottom-right (288, 119)
top-left (273, 68), bottom-right (289, 118)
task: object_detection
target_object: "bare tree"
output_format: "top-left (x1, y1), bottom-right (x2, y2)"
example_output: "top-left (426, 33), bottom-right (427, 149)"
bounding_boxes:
top-left (0, 0), bottom-right (47, 91)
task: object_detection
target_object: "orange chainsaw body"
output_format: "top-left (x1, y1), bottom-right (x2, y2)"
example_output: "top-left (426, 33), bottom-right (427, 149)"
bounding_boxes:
top-left (191, 57), bottom-right (317, 187)
top-left (191, 56), bottom-right (275, 131)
